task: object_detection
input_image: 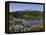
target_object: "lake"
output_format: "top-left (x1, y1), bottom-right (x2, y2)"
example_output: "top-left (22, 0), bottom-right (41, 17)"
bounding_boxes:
top-left (14, 18), bottom-right (43, 25)
top-left (22, 19), bottom-right (43, 25)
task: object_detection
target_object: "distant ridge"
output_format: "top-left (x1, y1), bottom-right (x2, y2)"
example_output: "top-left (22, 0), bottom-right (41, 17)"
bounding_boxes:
top-left (10, 9), bottom-right (43, 12)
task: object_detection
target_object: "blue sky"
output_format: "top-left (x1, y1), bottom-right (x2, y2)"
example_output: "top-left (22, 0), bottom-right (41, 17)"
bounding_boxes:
top-left (9, 3), bottom-right (43, 12)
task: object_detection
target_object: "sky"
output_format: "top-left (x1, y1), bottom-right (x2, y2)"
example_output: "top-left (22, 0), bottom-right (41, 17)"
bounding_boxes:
top-left (9, 3), bottom-right (44, 12)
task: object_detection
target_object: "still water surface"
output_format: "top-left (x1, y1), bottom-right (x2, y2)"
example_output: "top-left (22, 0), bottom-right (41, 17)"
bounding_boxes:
top-left (16, 19), bottom-right (43, 25)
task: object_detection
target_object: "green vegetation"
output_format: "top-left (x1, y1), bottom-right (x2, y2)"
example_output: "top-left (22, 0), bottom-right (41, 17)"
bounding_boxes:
top-left (9, 11), bottom-right (45, 32)
top-left (10, 11), bottom-right (44, 19)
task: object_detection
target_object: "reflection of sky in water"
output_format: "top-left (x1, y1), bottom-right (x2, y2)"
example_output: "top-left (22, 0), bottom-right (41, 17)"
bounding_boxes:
top-left (22, 19), bottom-right (43, 25)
